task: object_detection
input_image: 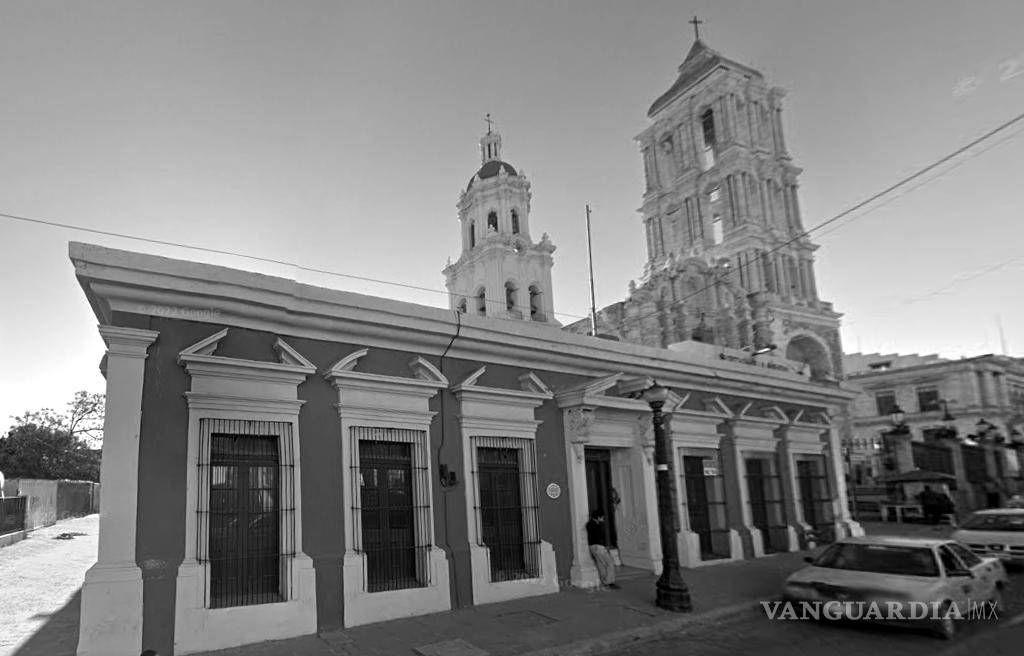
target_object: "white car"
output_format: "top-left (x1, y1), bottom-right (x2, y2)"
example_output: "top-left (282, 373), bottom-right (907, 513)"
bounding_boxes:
top-left (783, 536), bottom-right (1007, 639)
top-left (953, 508), bottom-right (1024, 567)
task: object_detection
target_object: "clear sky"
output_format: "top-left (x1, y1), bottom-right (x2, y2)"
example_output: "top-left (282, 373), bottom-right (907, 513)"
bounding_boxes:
top-left (2, 1), bottom-right (1023, 426)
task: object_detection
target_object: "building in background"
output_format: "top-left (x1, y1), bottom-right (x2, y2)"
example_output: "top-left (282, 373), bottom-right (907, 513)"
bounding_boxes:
top-left (844, 352), bottom-right (1024, 512)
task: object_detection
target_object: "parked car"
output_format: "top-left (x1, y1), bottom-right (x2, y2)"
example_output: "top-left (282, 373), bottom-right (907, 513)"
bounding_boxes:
top-left (783, 536), bottom-right (1006, 639)
top-left (953, 508), bottom-right (1024, 567)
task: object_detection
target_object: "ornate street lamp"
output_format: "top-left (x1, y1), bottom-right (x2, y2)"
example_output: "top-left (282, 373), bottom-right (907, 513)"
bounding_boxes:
top-left (889, 404), bottom-right (910, 435)
top-left (642, 381), bottom-right (693, 612)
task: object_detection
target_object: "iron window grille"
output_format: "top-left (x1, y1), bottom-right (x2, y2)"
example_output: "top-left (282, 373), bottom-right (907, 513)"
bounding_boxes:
top-left (680, 451), bottom-right (731, 560)
top-left (912, 441), bottom-right (954, 475)
top-left (962, 444), bottom-right (988, 484)
top-left (745, 456), bottom-right (788, 553)
top-left (349, 427), bottom-right (432, 593)
top-left (917, 387), bottom-right (941, 413)
top-left (796, 456), bottom-right (835, 534)
top-left (196, 419), bottom-right (296, 609)
top-left (875, 392), bottom-right (898, 417)
top-left (472, 436), bottom-right (542, 582)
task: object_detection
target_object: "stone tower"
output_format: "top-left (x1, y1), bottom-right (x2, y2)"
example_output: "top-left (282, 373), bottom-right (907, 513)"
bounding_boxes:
top-left (564, 34), bottom-right (844, 382)
top-left (632, 35), bottom-right (844, 379)
top-left (443, 125), bottom-right (558, 324)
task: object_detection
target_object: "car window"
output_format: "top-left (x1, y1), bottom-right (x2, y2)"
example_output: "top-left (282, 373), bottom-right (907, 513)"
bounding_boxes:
top-left (960, 512), bottom-right (1024, 531)
top-left (813, 543), bottom-right (939, 577)
top-left (938, 545), bottom-right (966, 574)
top-left (949, 543), bottom-right (982, 567)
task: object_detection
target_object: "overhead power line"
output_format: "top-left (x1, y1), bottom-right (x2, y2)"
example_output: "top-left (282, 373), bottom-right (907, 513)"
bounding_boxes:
top-left (2, 111), bottom-right (1022, 327)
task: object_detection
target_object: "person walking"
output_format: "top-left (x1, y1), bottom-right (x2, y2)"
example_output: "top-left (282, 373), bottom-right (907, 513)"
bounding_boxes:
top-left (586, 510), bottom-right (619, 589)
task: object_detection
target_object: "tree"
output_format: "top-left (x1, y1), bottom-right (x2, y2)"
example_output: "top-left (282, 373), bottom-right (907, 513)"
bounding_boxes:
top-left (0, 391), bottom-right (105, 481)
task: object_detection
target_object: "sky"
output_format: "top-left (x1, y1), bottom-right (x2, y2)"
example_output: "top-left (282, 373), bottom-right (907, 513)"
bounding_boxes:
top-left (1, 0), bottom-right (1023, 426)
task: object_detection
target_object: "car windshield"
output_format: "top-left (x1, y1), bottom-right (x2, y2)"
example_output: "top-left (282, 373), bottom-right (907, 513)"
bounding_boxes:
top-left (961, 513), bottom-right (1024, 531)
top-left (812, 543), bottom-right (939, 577)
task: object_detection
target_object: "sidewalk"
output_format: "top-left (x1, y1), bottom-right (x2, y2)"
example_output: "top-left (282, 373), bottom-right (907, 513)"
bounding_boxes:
top-left (0, 514), bottom-right (98, 656)
top-left (196, 521), bottom-right (959, 656)
top-left (197, 550), bottom-right (810, 656)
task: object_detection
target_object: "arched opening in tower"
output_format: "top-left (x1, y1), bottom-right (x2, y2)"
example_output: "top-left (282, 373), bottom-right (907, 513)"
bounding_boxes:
top-left (785, 335), bottom-right (833, 382)
top-left (505, 281), bottom-right (518, 314)
top-left (476, 288), bottom-right (487, 316)
top-left (487, 211), bottom-right (498, 233)
top-left (511, 209), bottom-right (520, 234)
top-left (529, 285), bottom-right (542, 321)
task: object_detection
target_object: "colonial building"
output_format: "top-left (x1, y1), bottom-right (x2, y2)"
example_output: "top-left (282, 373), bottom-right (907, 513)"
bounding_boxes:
top-left (71, 32), bottom-right (862, 656)
top-left (844, 352), bottom-right (1024, 511)
top-left (565, 37), bottom-right (842, 386)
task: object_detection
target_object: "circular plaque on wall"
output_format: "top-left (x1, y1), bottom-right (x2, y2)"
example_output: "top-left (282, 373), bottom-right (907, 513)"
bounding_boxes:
top-left (546, 483), bottom-right (562, 499)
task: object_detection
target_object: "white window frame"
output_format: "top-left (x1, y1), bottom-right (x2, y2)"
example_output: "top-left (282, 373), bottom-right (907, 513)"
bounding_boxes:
top-left (174, 330), bottom-right (317, 655)
top-left (452, 368), bottom-right (559, 604)
top-left (324, 349), bottom-right (450, 627)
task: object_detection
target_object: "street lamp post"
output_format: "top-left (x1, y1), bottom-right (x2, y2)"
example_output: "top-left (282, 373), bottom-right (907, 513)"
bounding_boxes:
top-left (642, 382), bottom-right (693, 612)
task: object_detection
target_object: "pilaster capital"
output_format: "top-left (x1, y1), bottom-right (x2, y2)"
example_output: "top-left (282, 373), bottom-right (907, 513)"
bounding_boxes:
top-left (98, 325), bottom-right (159, 359)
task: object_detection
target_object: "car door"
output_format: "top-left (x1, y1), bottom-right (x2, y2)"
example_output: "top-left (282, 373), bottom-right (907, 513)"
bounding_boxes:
top-left (937, 544), bottom-right (975, 612)
top-left (949, 542), bottom-right (997, 600)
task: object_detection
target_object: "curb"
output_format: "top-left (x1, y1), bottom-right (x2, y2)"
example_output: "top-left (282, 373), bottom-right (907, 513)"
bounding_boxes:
top-left (516, 599), bottom-right (758, 656)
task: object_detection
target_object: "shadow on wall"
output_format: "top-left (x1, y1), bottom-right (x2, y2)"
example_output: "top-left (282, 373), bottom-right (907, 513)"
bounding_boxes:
top-left (12, 589), bottom-right (80, 656)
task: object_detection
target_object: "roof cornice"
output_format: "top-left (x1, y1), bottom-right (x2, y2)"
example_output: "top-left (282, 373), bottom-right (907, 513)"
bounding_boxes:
top-left (69, 241), bottom-right (857, 406)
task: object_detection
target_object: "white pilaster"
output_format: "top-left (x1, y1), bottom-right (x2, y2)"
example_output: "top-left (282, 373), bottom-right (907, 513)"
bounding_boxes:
top-left (78, 325), bottom-right (159, 656)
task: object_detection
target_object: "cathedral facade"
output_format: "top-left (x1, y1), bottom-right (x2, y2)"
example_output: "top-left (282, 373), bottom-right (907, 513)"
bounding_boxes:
top-left (565, 38), bottom-right (844, 385)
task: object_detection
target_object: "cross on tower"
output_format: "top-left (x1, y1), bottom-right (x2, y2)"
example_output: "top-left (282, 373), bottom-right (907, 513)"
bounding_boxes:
top-left (689, 15), bottom-right (703, 40)
top-left (485, 113), bottom-right (494, 134)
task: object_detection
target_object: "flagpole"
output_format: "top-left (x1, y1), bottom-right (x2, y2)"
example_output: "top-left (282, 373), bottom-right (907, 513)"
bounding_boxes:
top-left (585, 204), bottom-right (598, 336)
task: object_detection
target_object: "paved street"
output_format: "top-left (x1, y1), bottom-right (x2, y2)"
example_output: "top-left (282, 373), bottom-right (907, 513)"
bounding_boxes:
top-left (612, 568), bottom-right (1024, 656)
top-left (0, 514), bottom-right (97, 656)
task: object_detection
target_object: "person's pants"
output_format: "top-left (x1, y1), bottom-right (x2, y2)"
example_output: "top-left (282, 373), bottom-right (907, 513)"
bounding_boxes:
top-left (589, 544), bottom-right (616, 585)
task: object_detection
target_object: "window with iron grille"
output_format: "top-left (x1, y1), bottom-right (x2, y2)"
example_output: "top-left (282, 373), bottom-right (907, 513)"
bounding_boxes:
top-left (912, 441), bottom-right (954, 475)
top-left (917, 387), bottom-right (941, 413)
top-left (962, 444), bottom-right (988, 484)
top-left (875, 391), bottom-right (897, 416)
top-left (472, 437), bottom-right (541, 582)
top-left (196, 420), bottom-right (296, 609)
top-left (350, 427), bottom-right (432, 592)
top-left (795, 456), bottom-right (834, 530)
top-left (680, 451), bottom-right (730, 560)
top-left (745, 456), bottom-right (788, 553)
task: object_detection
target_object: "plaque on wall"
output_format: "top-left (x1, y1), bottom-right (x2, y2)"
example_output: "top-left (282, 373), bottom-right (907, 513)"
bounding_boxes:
top-left (546, 483), bottom-right (562, 499)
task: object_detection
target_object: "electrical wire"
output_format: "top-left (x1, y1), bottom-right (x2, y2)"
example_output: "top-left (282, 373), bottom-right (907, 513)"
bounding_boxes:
top-left (2, 111), bottom-right (1022, 329)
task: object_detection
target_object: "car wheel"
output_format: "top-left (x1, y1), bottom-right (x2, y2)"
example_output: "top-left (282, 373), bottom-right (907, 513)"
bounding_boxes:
top-left (933, 601), bottom-right (956, 640)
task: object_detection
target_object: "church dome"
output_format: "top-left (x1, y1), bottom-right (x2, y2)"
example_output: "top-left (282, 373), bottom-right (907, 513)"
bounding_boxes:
top-left (467, 159), bottom-right (518, 190)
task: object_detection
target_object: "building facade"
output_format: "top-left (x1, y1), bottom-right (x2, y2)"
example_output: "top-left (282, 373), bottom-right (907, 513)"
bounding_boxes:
top-left (72, 33), bottom-right (863, 656)
top-left (565, 37), bottom-right (842, 386)
top-left (844, 352), bottom-right (1024, 511)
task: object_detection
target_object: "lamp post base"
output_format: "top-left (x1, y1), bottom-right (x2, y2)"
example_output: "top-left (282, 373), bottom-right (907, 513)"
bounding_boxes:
top-left (655, 569), bottom-right (693, 612)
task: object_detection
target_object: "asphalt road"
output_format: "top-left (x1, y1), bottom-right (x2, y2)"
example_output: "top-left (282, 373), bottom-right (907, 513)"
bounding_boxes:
top-left (612, 567), bottom-right (1024, 656)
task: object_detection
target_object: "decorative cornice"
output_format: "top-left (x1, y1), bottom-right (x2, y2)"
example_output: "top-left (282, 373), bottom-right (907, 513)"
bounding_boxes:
top-left (71, 242), bottom-right (857, 406)
top-left (177, 329), bottom-right (316, 379)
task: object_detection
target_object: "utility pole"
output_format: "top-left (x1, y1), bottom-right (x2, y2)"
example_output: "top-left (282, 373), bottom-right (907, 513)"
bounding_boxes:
top-left (585, 204), bottom-right (598, 336)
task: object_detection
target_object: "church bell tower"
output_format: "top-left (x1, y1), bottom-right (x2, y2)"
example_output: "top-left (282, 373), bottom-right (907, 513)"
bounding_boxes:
top-left (443, 119), bottom-right (558, 324)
